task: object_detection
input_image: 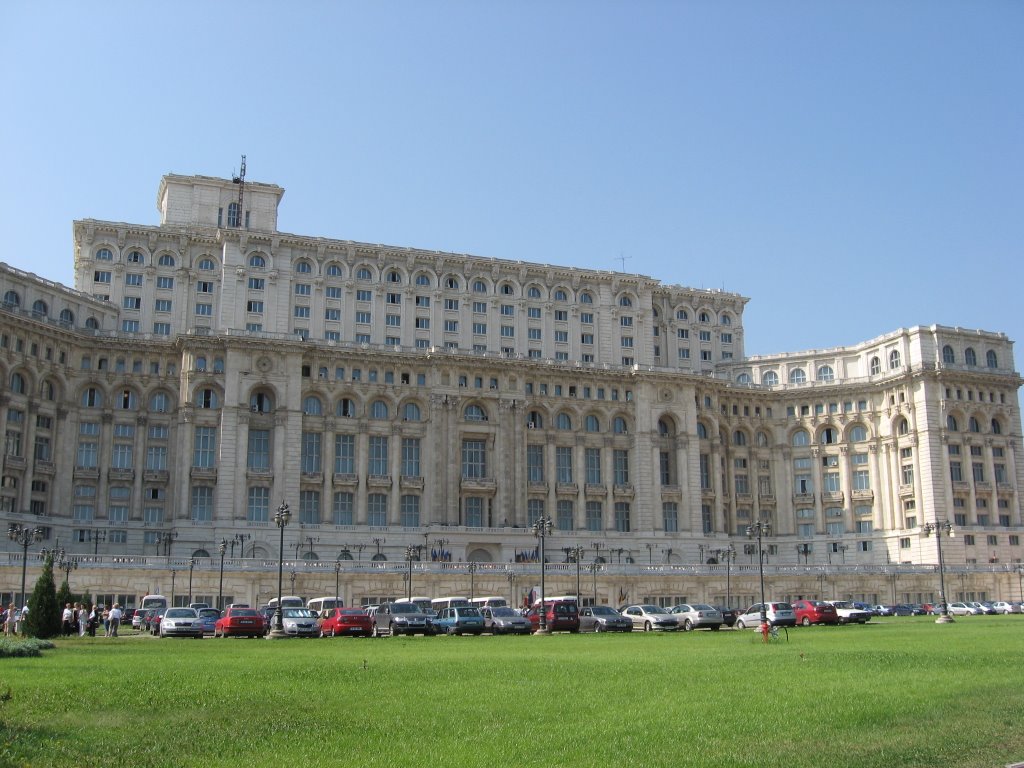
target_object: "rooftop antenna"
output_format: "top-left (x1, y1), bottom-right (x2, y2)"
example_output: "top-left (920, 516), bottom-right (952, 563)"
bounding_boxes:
top-left (615, 252), bottom-right (632, 272)
top-left (231, 155), bottom-right (246, 228)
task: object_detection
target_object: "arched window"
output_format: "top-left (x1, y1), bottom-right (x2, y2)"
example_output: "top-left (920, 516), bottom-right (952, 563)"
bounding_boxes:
top-left (126, 250), bottom-right (144, 265)
top-left (527, 286), bottom-right (541, 299)
top-left (942, 345), bottom-right (955, 364)
top-left (968, 417), bottom-right (980, 433)
top-left (473, 280), bottom-right (487, 294)
top-left (869, 357), bottom-right (881, 375)
top-left (85, 317), bottom-right (99, 330)
top-left (31, 300), bottom-right (48, 317)
top-left (3, 290), bottom-right (20, 307)
top-left (964, 348), bottom-right (977, 366)
top-left (734, 430), bottom-right (747, 446)
top-left (580, 292), bottom-right (593, 304)
top-left (195, 356), bottom-right (207, 372)
top-left (946, 415), bottom-right (958, 432)
top-left (150, 392), bottom-right (171, 412)
top-left (613, 417), bottom-right (628, 435)
top-left (555, 413), bottom-right (572, 430)
top-left (197, 258), bottom-right (216, 271)
top-left (849, 425), bottom-right (868, 442)
top-left (249, 254), bottom-right (266, 269)
top-left (720, 313), bottom-right (732, 325)
top-left (95, 248), bottom-right (113, 261)
top-left (696, 423), bottom-right (708, 439)
top-left (896, 417), bottom-right (910, 436)
top-left (402, 402), bottom-right (421, 422)
top-left (789, 368), bottom-right (806, 384)
top-left (213, 358), bottom-right (224, 373)
top-left (387, 270), bottom-right (402, 284)
top-left (39, 379), bottom-right (55, 401)
top-left (357, 267), bottom-right (373, 282)
top-left (303, 396), bottom-right (323, 416)
top-left (762, 371), bottom-right (779, 386)
top-left (816, 365), bottom-right (834, 382)
top-left (10, 372), bottom-right (26, 394)
top-left (986, 350), bottom-right (998, 368)
top-left (445, 276), bottom-right (459, 290)
top-left (158, 254), bottom-right (175, 267)
top-left (527, 411), bottom-right (543, 429)
top-left (195, 389), bottom-right (220, 409)
top-left (658, 418), bottom-right (673, 437)
top-left (336, 398), bottom-right (356, 418)
top-left (699, 311), bottom-right (710, 323)
top-left (737, 373), bottom-right (752, 384)
top-left (192, 549), bottom-right (211, 559)
top-left (991, 418), bottom-right (1002, 435)
top-left (295, 260), bottom-right (313, 274)
top-left (370, 400), bottom-right (389, 420)
top-left (59, 309), bottom-right (75, 327)
top-left (889, 350), bottom-right (901, 369)
top-left (326, 264), bottom-right (343, 277)
top-left (585, 415), bottom-right (601, 433)
top-left (117, 389), bottom-right (138, 410)
top-left (465, 404), bottom-right (487, 422)
top-left (554, 289), bottom-right (568, 302)
top-left (792, 429), bottom-right (810, 447)
top-left (820, 428), bottom-right (837, 444)
top-left (619, 296), bottom-right (633, 308)
top-left (756, 431), bottom-right (770, 447)
top-left (676, 309), bottom-right (688, 321)
top-left (250, 391), bottom-right (274, 414)
top-left (415, 273), bottom-right (431, 286)
top-left (82, 387), bottom-right (103, 408)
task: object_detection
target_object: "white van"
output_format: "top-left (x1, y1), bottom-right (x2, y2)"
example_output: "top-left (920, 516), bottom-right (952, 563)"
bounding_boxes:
top-left (306, 596), bottom-right (344, 615)
top-left (430, 596), bottom-right (471, 611)
top-left (266, 596), bottom-right (304, 610)
top-left (396, 596), bottom-right (433, 613)
top-left (470, 596), bottom-right (508, 609)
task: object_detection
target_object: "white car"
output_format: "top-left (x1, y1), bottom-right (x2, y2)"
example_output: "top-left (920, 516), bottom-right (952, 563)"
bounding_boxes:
top-left (621, 605), bottom-right (679, 632)
top-left (991, 601), bottom-right (1021, 614)
top-left (825, 600), bottom-right (872, 624)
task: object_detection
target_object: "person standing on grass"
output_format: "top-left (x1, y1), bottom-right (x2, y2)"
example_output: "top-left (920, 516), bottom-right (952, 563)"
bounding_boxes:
top-left (108, 603), bottom-right (122, 637)
top-left (86, 604), bottom-right (98, 637)
top-left (61, 603), bottom-right (74, 636)
top-left (2, 603), bottom-right (12, 635)
top-left (17, 605), bottom-right (28, 634)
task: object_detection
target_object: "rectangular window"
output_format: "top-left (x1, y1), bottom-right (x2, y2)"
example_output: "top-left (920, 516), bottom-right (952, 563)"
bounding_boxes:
top-left (356, 289), bottom-right (372, 302)
top-left (472, 322), bottom-right (487, 335)
top-left (369, 435), bottom-right (389, 476)
top-left (156, 276), bottom-right (174, 289)
top-left (699, 330), bottom-right (712, 342)
top-left (324, 308), bottom-right (341, 321)
top-left (154, 299), bottom-right (172, 313)
top-left (501, 304), bottom-right (514, 316)
top-left (301, 432), bottom-right (322, 473)
top-left (401, 438), bottom-right (420, 477)
top-left (445, 320), bottom-right (459, 333)
top-left (335, 435), bottom-right (355, 476)
top-left (94, 271), bottom-right (112, 283)
top-left (333, 492), bottom-right (354, 525)
top-left (294, 305), bottom-right (310, 318)
top-left (699, 454), bottom-right (710, 490)
top-left (145, 445), bottom-right (168, 471)
top-left (368, 493), bottom-right (388, 526)
top-left (585, 448), bottom-right (602, 484)
top-left (356, 311), bottom-right (371, 325)
top-left (501, 325), bottom-right (515, 338)
top-left (614, 502), bottom-right (631, 532)
top-left (295, 283), bottom-right (312, 296)
top-left (246, 300), bottom-right (263, 314)
top-left (555, 330), bottom-right (568, 343)
top-left (247, 429), bottom-right (270, 470)
top-left (111, 443), bottom-right (133, 470)
top-left (461, 439), bottom-right (486, 479)
top-left (192, 427), bottom-right (217, 468)
top-left (326, 286), bottom-right (342, 299)
top-left (248, 277), bottom-right (265, 290)
top-left (415, 295), bottom-right (430, 307)
top-left (528, 328), bottom-right (542, 341)
top-left (121, 320), bottom-right (140, 333)
top-left (527, 307), bottom-right (541, 319)
top-left (197, 281), bottom-right (214, 293)
top-left (613, 449), bottom-right (629, 485)
top-left (663, 502), bottom-right (679, 532)
top-left (472, 301), bottom-right (486, 314)
top-left (191, 486), bottom-right (213, 522)
top-left (620, 316), bottom-right (633, 327)
top-left (556, 446), bottom-right (574, 484)
top-left (527, 444), bottom-right (545, 483)
top-left (386, 292), bottom-right (401, 305)
top-left (444, 298), bottom-right (460, 311)
top-left (400, 495), bottom-right (420, 527)
top-left (586, 501), bottom-right (602, 531)
top-left (153, 322), bottom-right (171, 335)
top-left (299, 491), bottom-right (320, 525)
top-left (247, 487), bottom-right (269, 522)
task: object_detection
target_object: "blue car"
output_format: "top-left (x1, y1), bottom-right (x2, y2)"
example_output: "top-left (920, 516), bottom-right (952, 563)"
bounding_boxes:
top-left (433, 606), bottom-right (485, 635)
top-left (196, 607), bottom-right (221, 636)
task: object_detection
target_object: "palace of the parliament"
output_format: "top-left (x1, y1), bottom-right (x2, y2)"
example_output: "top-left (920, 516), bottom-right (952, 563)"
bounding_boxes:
top-left (1, 172), bottom-right (1021, 609)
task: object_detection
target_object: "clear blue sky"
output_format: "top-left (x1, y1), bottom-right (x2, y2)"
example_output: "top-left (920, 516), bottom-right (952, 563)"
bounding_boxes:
top-left (1, 2), bottom-right (1022, 363)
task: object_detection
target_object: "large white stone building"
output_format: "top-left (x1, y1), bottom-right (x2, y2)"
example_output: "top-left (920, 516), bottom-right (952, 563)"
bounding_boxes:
top-left (1, 172), bottom-right (1021, 609)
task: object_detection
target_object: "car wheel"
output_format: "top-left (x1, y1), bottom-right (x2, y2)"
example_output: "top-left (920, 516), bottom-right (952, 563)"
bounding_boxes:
top-left (389, 623), bottom-right (397, 637)
top-left (736, 620), bottom-right (746, 629)
top-left (801, 617), bottom-right (811, 627)
top-left (710, 625), bottom-right (720, 631)
top-left (683, 619), bottom-right (694, 631)
top-left (644, 621), bottom-right (652, 632)
top-left (595, 623), bottom-right (604, 633)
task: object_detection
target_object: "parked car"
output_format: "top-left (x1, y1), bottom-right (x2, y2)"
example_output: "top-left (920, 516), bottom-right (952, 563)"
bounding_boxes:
top-left (969, 602), bottom-right (997, 615)
top-left (373, 602), bottom-right (433, 637)
top-left (824, 601), bottom-right (872, 624)
top-left (136, 608), bottom-right (157, 632)
top-left (481, 606), bottom-right (532, 635)
top-left (196, 607), bottom-right (221, 635)
top-left (121, 608), bottom-right (137, 626)
top-left (319, 607), bottom-right (373, 637)
top-left (669, 603), bottom-right (723, 631)
top-left (621, 604), bottom-right (679, 632)
top-left (791, 599), bottom-right (839, 626)
top-left (889, 605), bottom-right (914, 617)
top-left (992, 601), bottom-right (1021, 614)
top-left (735, 603), bottom-right (796, 629)
top-left (433, 606), bottom-right (485, 635)
top-left (716, 607), bottom-right (738, 627)
top-left (578, 605), bottom-right (632, 633)
top-left (149, 607), bottom-right (168, 635)
top-left (280, 608), bottom-right (320, 637)
top-left (526, 600), bottom-right (581, 633)
top-left (214, 607), bottom-right (266, 638)
top-left (872, 605), bottom-right (894, 617)
top-left (159, 607), bottom-right (204, 639)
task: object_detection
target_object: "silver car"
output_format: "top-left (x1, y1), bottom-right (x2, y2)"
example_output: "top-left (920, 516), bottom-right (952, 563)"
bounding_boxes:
top-left (159, 607), bottom-right (203, 639)
top-left (621, 604), bottom-right (679, 632)
top-left (480, 606), bottom-right (532, 635)
top-left (669, 603), bottom-right (723, 631)
top-left (579, 605), bottom-right (632, 632)
top-left (373, 602), bottom-right (433, 636)
top-left (735, 603), bottom-right (796, 629)
top-left (280, 608), bottom-right (320, 637)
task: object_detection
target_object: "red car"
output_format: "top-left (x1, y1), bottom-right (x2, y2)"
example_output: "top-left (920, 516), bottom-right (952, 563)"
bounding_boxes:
top-left (214, 607), bottom-right (266, 638)
top-left (526, 600), bottom-right (580, 633)
top-left (318, 607), bottom-right (373, 637)
top-left (791, 599), bottom-right (839, 626)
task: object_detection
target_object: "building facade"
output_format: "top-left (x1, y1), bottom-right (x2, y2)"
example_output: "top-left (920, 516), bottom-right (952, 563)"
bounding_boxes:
top-left (1, 172), bottom-right (1022, 609)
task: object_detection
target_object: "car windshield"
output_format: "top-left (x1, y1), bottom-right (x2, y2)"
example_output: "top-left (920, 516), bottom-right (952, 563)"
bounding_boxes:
top-left (491, 607), bottom-right (517, 617)
top-left (641, 605), bottom-right (668, 614)
top-left (459, 608), bottom-right (481, 617)
top-left (592, 606), bottom-right (618, 616)
top-left (391, 603), bottom-right (421, 614)
top-left (693, 604), bottom-right (716, 611)
top-left (283, 609), bottom-right (316, 618)
top-left (231, 609), bottom-right (258, 617)
top-left (165, 609), bottom-right (195, 618)
top-left (198, 609), bottom-right (220, 618)
top-left (340, 608), bottom-right (366, 616)
top-left (770, 603), bottom-right (791, 611)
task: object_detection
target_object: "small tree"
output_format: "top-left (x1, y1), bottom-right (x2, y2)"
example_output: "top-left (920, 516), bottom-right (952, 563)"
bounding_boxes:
top-left (25, 554), bottom-right (60, 639)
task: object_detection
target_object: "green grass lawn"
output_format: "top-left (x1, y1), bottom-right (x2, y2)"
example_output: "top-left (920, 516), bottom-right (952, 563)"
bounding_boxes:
top-left (1, 617), bottom-right (1022, 767)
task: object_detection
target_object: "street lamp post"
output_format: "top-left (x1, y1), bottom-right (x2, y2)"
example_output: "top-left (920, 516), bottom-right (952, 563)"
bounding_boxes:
top-left (335, 558), bottom-right (343, 605)
top-left (217, 539), bottom-right (227, 610)
top-left (922, 519), bottom-right (955, 624)
top-left (467, 561), bottom-right (478, 602)
top-left (531, 515), bottom-right (553, 634)
top-left (233, 532), bottom-right (251, 559)
top-left (837, 544), bottom-right (849, 564)
top-left (372, 537), bottom-right (386, 557)
top-left (58, 554), bottom-right (78, 590)
top-left (269, 502), bottom-right (291, 637)
top-left (92, 529), bottom-right (106, 556)
top-left (290, 570), bottom-right (297, 594)
top-left (645, 542), bottom-right (655, 564)
top-left (506, 567), bottom-right (517, 609)
top-left (796, 543), bottom-right (811, 564)
top-left (305, 535), bottom-right (320, 558)
top-left (588, 561), bottom-right (600, 605)
top-left (568, 545), bottom-right (584, 604)
top-left (8, 524), bottom-right (42, 620)
top-left (405, 545), bottom-right (417, 601)
top-left (187, 557), bottom-right (196, 605)
top-left (747, 520), bottom-right (772, 636)
top-left (712, 545), bottom-right (736, 609)
top-left (433, 538), bottom-right (448, 562)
